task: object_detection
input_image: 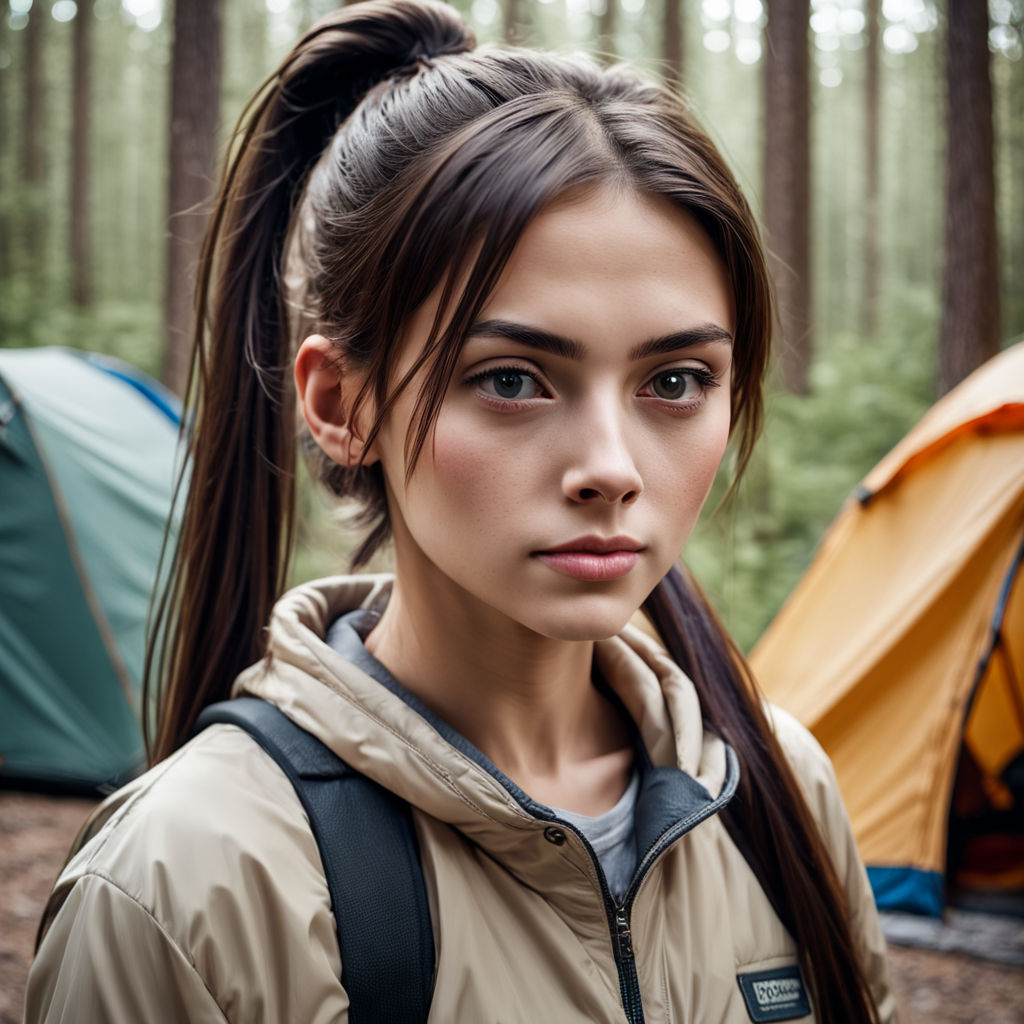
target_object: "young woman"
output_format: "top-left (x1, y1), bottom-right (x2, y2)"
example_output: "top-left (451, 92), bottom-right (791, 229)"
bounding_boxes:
top-left (27, 2), bottom-right (896, 1021)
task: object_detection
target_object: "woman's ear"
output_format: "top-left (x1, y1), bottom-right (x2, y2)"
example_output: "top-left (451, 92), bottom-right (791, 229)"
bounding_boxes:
top-left (295, 336), bottom-right (378, 467)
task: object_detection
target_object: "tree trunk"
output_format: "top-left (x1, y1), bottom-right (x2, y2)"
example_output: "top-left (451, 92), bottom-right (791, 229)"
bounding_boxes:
top-left (20, 2), bottom-right (45, 276)
top-left (938, 0), bottom-right (1000, 394)
top-left (20, 4), bottom-right (44, 184)
top-left (0, 1), bottom-right (11, 279)
top-left (998, 31), bottom-right (1024, 340)
top-left (662, 0), bottom-right (684, 88)
top-left (163, 0), bottom-right (224, 397)
top-left (504, 0), bottom-right (522, 44)
top-left (71, 0), bottom-right (94, 308)
top-left (762, 0), bottom-right (812, 394)
top-left (239, 0), bottom-right (268, 83)
top-left (297, 0), bottom-right (321, 31)
top-left (597, 0), bottom-right (617, 64)
top-left (861, 0), bottom-right (879, 336)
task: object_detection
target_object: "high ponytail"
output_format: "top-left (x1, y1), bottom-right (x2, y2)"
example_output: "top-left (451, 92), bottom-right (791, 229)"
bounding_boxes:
top-left (144, 0), bottom-right (475, 763)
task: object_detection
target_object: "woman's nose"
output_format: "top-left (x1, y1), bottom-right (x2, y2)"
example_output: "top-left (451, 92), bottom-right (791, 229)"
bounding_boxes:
top-left (561, 406), bottom-right (644, 506)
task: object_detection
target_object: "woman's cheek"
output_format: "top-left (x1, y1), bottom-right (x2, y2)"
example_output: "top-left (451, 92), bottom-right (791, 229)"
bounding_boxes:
top-left (419, 419), bottom-right (528, 524)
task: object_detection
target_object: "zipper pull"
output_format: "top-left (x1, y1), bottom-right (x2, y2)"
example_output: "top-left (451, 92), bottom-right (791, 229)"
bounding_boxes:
top-left (615, 908), bottom-right (634, 959)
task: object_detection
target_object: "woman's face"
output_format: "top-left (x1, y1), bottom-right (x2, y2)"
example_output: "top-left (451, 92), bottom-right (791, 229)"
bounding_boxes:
top-left (372, 185), bottom-right (735, 641)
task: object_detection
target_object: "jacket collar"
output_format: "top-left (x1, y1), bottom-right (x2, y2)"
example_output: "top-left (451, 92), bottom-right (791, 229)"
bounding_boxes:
top-left (234, 575), bottom-right (736, 882)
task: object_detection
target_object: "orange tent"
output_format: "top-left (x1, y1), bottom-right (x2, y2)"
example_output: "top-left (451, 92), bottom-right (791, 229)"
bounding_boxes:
top-left (751, 343), bottom-right (1024, 916)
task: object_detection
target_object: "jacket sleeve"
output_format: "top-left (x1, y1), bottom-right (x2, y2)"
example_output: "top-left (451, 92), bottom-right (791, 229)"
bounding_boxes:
top-left (25, 873), bottom-right (229, 1024)
top-left (768, 705), bottom-right (900, 1024)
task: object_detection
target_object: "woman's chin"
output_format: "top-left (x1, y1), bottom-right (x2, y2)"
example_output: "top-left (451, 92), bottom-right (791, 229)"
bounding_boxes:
top-left (522, 604), bottom-right (638, 644)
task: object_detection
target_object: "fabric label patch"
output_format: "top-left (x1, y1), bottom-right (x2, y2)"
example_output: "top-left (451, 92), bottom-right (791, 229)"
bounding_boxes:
top-left (736, 965), bottom-right (811, 1022)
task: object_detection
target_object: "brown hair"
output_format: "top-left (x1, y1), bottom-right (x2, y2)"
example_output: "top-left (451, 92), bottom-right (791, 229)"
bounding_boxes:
top-left (145, 3), bottom-right (879, 1020)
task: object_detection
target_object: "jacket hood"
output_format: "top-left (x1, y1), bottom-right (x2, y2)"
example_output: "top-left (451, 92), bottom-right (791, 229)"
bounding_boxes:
top-left (233, 575), bottom-right (733, 856)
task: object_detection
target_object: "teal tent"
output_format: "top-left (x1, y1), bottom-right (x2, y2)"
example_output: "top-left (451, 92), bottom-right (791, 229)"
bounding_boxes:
top-left (0, 347), bottom-right (182, 791)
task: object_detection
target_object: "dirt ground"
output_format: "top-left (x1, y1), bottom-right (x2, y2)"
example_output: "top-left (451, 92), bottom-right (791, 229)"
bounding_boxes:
top-left (2, 791), bottom-right (1022, 1023)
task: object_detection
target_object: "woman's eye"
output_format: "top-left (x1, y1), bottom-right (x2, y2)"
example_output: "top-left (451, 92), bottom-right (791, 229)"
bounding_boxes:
top-left (475, 369), bottom-right (544, 401)
top-left (646, 369), bottom-right (705, 402)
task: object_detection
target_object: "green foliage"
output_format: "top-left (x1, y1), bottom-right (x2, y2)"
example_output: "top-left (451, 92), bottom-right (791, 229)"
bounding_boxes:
top-left (687, 305), bottom-right (936, 652)
top-left (0, 280), bottom-right (164, 380)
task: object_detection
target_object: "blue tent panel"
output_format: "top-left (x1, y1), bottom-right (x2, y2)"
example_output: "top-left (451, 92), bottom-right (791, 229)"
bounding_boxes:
top-left (82, 352), bottom-right (182, 426)
top-left (0, 348), bottom-right (182, 790)
top-left (867, 866), bottom-right (944, 918)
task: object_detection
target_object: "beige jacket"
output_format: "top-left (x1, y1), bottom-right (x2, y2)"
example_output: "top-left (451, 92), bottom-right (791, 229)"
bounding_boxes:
top-left (27, 576), bottom-right (896, 1023)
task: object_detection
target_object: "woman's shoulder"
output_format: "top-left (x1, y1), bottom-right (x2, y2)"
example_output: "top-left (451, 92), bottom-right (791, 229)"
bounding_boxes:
top-left (56, 722), bottom-right (327, 911)
top-left (764, 707), bottom-right (899, 1021)
top-left (32, 724), bottom-right (342, 1019)
top-left (764, 703), bottom-right (834, 783)
top-left (763, 704), bottom-right (868, 892)
top-left (60, 723), bottom-right (319, 892)
top-left (763, 704), bottom-right (854, 848)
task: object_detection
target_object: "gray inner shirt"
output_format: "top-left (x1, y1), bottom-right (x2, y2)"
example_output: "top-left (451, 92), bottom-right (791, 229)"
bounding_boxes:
top-left (546, 769), bottom-right (641, 903)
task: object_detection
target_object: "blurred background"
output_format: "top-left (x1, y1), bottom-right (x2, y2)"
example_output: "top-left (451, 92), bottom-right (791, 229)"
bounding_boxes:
top-left (1, 3), bottom-right (1023, 1019)
top-left (0, 0), bottom-right (1021, 647)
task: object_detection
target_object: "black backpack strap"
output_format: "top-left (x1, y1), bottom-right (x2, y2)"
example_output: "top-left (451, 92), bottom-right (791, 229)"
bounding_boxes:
top-left (194, 697), bottom-right (435, 1024)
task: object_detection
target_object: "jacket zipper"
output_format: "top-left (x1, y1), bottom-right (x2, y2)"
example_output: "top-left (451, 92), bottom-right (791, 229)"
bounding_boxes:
top-left (547, 821), bottom-right (646, 1024)
top-left (613, 904), bottom-right (644, 1024)
top-left (603, 827), bottom-right (693, 1024)
top-left (604, 831), bottom-right (685, 1024)
top-left (566, 745), bottom-right (741, 1024)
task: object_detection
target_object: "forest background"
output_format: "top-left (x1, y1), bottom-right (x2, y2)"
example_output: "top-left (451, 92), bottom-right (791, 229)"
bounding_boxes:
top-left (0, 0), bottom-right (1021, 652)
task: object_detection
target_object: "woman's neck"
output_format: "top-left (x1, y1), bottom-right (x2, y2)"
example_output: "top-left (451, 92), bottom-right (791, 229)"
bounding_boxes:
top-left (364, 573), bottom-right (635, 816)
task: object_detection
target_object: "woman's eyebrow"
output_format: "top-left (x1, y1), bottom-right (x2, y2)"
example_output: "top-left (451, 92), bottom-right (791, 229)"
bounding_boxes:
top-left (629, 325), bottom-right (734, 360)
top-left (465, 318), bottom-right (733, 361)
top-left (466, 319), bottom-right (584, 360)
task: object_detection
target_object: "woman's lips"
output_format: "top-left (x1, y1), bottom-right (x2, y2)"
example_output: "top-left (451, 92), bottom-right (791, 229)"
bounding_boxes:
top-left (534, 550), bottom-right (640, 581)
top-left (534, 537), bottom-right (643, 581)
